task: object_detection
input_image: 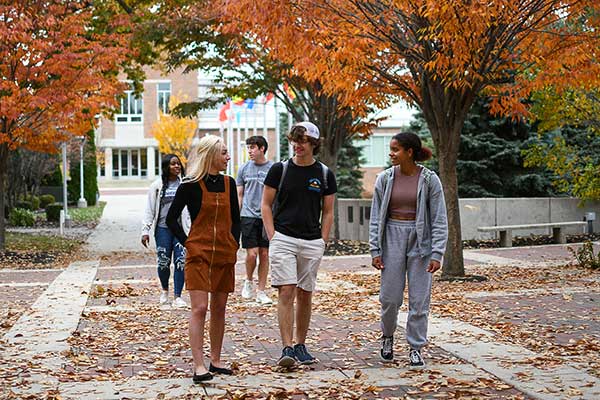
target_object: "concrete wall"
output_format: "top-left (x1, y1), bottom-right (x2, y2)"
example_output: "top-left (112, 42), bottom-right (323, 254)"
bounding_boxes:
top-left (338, 198), bottom-right (600, 241)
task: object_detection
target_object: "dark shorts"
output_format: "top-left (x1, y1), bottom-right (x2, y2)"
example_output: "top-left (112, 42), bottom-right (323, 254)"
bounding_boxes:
top-left (241, 217), bottom-right (269, 249)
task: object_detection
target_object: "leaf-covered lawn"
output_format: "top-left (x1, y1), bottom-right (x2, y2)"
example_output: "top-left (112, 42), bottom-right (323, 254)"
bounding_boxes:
top-left (6, 232), bottom-right (83, 252)
top-left (69, 201), bottom-right (106, 224)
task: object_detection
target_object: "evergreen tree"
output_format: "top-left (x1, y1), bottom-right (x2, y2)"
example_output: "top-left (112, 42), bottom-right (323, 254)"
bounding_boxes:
top-left (336, 138), bottom-right (365, 198)
top-left (68, 132), bottom-right (99, 206)
top-left (279, 112), bottom-right (290, 160)
top-left (409, 97), bottom-right (555, 197)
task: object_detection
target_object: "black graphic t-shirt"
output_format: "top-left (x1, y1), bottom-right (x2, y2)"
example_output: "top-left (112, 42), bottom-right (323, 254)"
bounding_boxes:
top-left (264, 159), bottom-right (337, 240)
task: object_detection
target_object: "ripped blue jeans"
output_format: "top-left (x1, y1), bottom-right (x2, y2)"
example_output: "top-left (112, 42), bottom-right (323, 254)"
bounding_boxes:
top-left (155, 226), bottom-right (185, 298)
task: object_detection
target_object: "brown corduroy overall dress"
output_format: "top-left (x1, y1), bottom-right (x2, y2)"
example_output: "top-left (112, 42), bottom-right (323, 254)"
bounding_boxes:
top-left (184, 177), bottom-right (238, 293)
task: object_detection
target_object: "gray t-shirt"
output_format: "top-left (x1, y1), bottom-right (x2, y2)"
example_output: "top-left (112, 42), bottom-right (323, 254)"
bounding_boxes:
top-left (158, 179), bottom-right (180, 228)
top-left (236, 160), bottom-right (274, 218)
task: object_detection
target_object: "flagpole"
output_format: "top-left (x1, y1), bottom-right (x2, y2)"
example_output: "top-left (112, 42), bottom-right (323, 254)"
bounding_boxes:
top-left (244, 106), bottom-right (249, 140)
top-left (253, 104), bottom-right (257, 137)
top-left (275, 97), bottom-right (280, 162)
top-left (227, 102), bottom-right (233, 176)
top-left (236, 113), bottom-right (241, 176)
top-left (263, 97), bottom-right (268, 137)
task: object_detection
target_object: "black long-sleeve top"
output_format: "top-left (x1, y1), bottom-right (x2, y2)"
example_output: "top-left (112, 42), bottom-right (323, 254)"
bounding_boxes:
top-left (166, 174), bottom-right (240, 245)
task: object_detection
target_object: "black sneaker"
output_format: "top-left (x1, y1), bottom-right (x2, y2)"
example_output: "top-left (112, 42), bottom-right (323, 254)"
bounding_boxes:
top-left (277, 346), bottom-right (296, 367)
top-left (380, 336), bottom-right (394, 362)
top-left (409, 349), bottom-right (424, 367)
top-left (294, 343), bottom-right (316, 365)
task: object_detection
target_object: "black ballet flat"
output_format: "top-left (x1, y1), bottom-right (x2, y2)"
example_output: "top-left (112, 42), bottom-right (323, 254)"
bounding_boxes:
top-left (192, 371), bottom-right (213, 383)
top-left (209, 363), bottom-right (233, 375)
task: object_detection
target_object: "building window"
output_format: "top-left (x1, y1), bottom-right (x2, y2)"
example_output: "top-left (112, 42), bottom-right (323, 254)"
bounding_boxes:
top-left (140, 150), bottom-right (147, 177)
top-left (355, 134), bottom-right (394, 167)
top-left (157, 82), bottom-right (171, 114)
top-left (109, 149), bottom-right (144, 179)
top-left (116, 85), bottom-right (143, 123)
top-left (112, 152), bottom-right (119, 177)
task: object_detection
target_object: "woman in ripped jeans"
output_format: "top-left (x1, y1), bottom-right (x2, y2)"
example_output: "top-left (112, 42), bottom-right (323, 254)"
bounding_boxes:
top-left (141, 154), bottom-right (190, 308)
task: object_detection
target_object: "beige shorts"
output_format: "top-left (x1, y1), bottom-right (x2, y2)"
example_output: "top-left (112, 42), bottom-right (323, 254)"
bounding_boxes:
top-left (269, 231), bottom-right (325, 292)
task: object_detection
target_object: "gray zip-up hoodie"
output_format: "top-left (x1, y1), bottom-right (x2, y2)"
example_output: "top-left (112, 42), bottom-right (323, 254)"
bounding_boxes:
top-left (369, 165), bottom-right (448, 262)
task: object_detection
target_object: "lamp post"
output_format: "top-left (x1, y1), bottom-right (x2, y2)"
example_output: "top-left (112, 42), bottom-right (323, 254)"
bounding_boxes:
top-left (61, 142), bottom-right (71, 228)
top-left (76, 136), bottom-right (87, 208)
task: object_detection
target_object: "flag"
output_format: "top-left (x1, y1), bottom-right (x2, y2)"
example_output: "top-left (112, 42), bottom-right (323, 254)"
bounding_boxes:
top-left (233, 96), bottom-right (245, 106)
top-left (283, 83), bottom-right (296, 100)
top-left (245, 99), bottom-right (255, 109)
top-left (218, 102), bottom-right (231, 122)
top-left (264, 92), bottom-right (274, 103)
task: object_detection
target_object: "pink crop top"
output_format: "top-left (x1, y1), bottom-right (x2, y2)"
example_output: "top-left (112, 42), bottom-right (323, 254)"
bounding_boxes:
top-left (388, 166), bottom-right (421, 220)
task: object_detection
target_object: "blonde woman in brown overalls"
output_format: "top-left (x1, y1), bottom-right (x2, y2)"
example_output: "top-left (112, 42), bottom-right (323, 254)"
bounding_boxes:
top-left (166, 135), bottom-right (240, 383)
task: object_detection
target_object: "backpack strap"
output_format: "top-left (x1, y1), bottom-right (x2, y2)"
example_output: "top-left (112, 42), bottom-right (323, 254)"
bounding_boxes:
top-left (277, 159), bottom-right (289, 193)
top-left (320, 162), bottom-right (329, 192)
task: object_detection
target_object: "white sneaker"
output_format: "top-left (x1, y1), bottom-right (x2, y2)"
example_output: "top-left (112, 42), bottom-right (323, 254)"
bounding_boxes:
top-left (241, 280), bottom-right (254, 299)
top-left (256, 290), bottom-right (273, 305)
top-left (159, 291), bottom-right (169, 305)
top-left (172, 297), bottom-right (188, 309)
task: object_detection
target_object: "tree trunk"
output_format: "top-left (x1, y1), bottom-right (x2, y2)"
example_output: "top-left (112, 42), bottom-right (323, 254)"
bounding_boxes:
top-left (437, 147), bottom-right (465, 278)
top-left (0, 143), bottom-right (8, 251)
top-left (419, 81), bottom-right (476, 278)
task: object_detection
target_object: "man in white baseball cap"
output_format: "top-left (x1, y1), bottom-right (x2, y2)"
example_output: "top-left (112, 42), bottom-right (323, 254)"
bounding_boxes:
top-left (261, 121), bottom-right (337, 368)
top-left (294, 121), bottom-right (320, 139)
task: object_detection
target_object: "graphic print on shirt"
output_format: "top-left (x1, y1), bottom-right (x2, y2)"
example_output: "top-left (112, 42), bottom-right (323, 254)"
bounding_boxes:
top-left (163, 185), bottom-right (178, 198)
top-left (244, 170), bottom-right (269, 184)
top-left (308, 178), bottom-right (322, 193)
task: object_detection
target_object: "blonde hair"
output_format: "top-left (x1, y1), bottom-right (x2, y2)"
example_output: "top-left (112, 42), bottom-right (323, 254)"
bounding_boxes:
top-left (184, 135), bottom-right (224, 183)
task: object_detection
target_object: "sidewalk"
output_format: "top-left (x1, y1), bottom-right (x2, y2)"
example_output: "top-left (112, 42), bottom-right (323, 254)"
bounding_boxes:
top-left (1, 193), bottom-right (599, 399)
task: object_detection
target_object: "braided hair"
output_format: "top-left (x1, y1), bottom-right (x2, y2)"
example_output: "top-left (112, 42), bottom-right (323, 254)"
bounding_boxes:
top-left (160, 154), bottom-right (184, 197)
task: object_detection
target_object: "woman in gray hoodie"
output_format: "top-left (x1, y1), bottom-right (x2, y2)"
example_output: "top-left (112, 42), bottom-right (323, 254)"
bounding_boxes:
top-left (369, 132), bottom-right (448, 367)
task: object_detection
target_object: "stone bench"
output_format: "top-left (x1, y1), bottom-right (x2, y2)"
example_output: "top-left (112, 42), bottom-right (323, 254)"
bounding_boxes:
top-left (477, 221), bottom-right (588, 247)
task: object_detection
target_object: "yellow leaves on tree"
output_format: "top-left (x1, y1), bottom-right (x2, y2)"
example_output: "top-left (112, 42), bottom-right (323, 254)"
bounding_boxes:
top-left (525, 88), bottom-right (600, 201)
top-left (532, 88), bottom-right (600, 135)
top-left (150, 95), bottom-right (196, 165)
top-left (523, 135), bottom-right (600, 201)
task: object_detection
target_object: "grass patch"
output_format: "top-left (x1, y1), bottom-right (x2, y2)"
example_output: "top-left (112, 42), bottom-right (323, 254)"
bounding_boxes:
top-left (69, 201), bottom-right (106, 223)
top-left (6, 232), bottom-right (83, 252)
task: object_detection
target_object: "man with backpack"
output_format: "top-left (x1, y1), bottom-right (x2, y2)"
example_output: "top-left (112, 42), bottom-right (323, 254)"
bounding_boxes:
top-left (261, 121), bottom-right (337, 367)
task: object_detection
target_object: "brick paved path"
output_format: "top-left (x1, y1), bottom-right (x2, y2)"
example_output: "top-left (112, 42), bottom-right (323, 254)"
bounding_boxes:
top-left (1, 193), bottom-right (599, 399)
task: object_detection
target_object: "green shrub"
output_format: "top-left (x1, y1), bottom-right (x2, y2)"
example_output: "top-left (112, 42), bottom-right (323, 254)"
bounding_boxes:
top-left (26, 195), bottom-right (41, 210)
top-left (15, 200), bottom-right (33, 211)
top-left (45, 202), bottom-right (63, 222)
top-left (40, 194), bottom-right (56, 209)
top-left (9, 208), bottom-right (36, 227)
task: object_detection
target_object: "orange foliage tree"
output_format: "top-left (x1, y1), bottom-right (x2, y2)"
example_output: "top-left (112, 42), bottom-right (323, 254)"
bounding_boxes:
top-left (217, 0), bottom-right (600, 278)
top-left (127, 1), bottom-right (387, 238)
top-left (132, 0), bottom-right (387, 173)
top-left (0, 1), bottom-right (131, 250)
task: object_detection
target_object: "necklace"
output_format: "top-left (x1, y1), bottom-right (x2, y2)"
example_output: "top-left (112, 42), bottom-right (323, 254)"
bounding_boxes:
top-left (206, 174), bottom-right (219, 183)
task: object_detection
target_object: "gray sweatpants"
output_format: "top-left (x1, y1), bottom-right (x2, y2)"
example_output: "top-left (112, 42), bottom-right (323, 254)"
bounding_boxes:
top-left (380, 219), bottom-right (432, 350)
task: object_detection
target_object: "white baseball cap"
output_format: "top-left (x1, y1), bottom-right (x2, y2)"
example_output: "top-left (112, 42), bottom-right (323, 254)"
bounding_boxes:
top-left (294, 121), bottom-right (320, 139)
